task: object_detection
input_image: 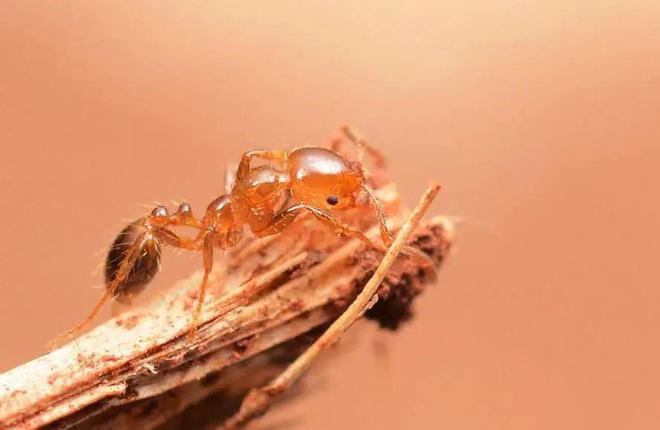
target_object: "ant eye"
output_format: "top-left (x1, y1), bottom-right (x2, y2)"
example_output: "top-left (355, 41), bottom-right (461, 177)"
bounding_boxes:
top-left (326, 196), bottom-right (339, 206)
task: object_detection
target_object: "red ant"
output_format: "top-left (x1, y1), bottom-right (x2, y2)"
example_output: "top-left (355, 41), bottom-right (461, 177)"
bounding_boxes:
top-left (56, 127), bottom-right (427, 342)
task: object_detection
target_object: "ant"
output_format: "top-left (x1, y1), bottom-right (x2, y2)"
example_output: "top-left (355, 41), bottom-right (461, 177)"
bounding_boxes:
top-left (55, 126), bottom-right (427, 343)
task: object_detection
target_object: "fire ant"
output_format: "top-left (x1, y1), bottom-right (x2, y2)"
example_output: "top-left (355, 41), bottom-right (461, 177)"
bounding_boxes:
top-left (56, 127), bottom-right (427, 342)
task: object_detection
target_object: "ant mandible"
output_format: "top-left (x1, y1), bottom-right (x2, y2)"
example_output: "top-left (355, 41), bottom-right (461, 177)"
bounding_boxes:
top-left (58, 127), bottom-right (422, 342)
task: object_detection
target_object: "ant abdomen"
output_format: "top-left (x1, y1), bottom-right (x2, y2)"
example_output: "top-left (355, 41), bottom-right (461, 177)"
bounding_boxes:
top-left (105, 221), bottom-right (161, 303)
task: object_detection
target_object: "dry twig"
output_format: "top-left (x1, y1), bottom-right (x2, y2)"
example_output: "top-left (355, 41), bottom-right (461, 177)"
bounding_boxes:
top-left (0, 184), bottom-right (453, 430)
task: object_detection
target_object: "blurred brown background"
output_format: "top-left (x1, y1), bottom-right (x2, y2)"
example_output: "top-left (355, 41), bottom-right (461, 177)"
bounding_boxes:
top-left (1, 1), bottom-right (659, 429)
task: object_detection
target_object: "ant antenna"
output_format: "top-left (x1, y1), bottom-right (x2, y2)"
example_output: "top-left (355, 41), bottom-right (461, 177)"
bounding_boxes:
top-left (341, 126), bottom-right (386, 169)
top-left (362, 183), bottom-right (395, 245)
top-left (363, 182), bottom-right (439, 268)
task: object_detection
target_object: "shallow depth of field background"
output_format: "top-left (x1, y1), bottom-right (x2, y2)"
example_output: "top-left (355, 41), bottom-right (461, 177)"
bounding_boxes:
top-left (1, 2), bottom-right (659, 429)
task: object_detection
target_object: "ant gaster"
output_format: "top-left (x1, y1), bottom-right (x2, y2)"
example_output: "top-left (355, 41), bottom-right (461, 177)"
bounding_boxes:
top-left (60, 127), bottom-right (424, 341)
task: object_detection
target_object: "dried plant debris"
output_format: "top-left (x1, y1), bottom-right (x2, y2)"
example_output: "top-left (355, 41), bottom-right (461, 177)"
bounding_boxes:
top-left (0, 184), bottom-right (453, 430)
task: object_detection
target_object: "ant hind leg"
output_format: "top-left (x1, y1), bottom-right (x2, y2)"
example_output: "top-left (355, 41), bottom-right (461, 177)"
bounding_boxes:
top-left (189, 231), bottom-right (215, 337)
top-left (151, 224), bottom-right (217, 335)
top-left (224, 162), bottom-right (237, 194)
top-left (48, 223), bottom-right (159, 348)
top-left (151, 224), bottom-right (218, 336)
top-left (50, 203), bottom-right (202, 348)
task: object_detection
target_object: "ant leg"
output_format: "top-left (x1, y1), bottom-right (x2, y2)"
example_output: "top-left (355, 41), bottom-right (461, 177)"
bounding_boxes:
top-left (48, 291), bottom-right (115, 349)
top-left (255, 203), bottom-right (387, 253)
top-left (259, 202), bottom-right (433, 268)
top-left (49, 228), bottom-right (156, 348)
top-left (224, 162), bottom-right (237, 194)
top-left (154, 226), bottom-right (215, 334)
top-left (298, 203), bottom-right (431, 267)
top-left (333, 125), bottom-right (386, 168)
top-left (190, 232), bottom-right (215, 334)
top-left (236, 150), bottom-right (288, 181)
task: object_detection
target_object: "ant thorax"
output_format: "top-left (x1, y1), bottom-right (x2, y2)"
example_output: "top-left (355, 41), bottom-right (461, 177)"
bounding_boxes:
top-left (230, 165), bottom-right (291, 232)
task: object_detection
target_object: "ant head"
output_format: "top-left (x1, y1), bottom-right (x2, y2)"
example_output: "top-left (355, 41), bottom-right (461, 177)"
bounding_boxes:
top-left (288, 147), bottom-right (365, 211)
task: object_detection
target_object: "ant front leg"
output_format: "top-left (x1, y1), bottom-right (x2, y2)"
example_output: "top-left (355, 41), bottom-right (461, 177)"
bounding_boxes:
top-left (258, 203), bottom-right (433, 270)
top-left (255, 203), bottom-right (387, 253)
